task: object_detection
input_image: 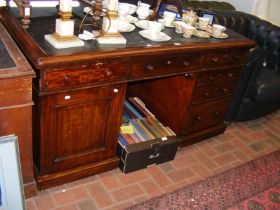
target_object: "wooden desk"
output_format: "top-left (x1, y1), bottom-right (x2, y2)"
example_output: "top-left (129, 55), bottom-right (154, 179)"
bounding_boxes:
top-left (0, 7), bottom-right (255, 190)
top-left (0, 22), bottom-right (36, 197)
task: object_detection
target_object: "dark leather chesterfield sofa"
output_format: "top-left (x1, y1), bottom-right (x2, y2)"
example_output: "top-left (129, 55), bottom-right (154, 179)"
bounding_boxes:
top-left (187, 1), bottom-right (280, 122)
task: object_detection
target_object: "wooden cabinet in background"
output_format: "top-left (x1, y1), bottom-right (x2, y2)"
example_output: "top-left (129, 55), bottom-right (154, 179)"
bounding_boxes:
top-left (0, 22), bottom-right (36, 197)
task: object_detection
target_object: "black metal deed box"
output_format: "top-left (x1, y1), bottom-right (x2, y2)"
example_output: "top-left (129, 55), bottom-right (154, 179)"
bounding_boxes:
top-left (117, 136), bottom-right (180, 173)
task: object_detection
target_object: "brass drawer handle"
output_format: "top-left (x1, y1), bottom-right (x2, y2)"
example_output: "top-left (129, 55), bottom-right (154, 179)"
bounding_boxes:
top-left (222, 88), bottom-right (229, 93)
top-left (233, 55), bottom-right (240, 61)
top-left (212, 57), bottom-right (219, 63)
top-left (146, 64), bottom-right (154, 71)
top-left (196, 116), bottom-right (202, 121)
top-left (64, 75), bottom-right (70, 82)
top-left (208, 76), bottom-right (214, 81)
top-left (227, 73), bottom-right (233, 78)
top-left (183, 61), bottom-right (190, 67)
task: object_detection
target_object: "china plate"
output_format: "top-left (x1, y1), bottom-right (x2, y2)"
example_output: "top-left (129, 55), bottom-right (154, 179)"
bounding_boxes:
top-left (194, 30), bottom-right (210, 38)
top-left (135, 20), bottom-right (150, 30)
top-left (209, 32), bottom-right (229, 39)
top-left (139, 30), bottom-right (171, 42)
top-left (157, 19), bottom-right (175, 28)
top-left (118, 24), bottom-right (136, 33)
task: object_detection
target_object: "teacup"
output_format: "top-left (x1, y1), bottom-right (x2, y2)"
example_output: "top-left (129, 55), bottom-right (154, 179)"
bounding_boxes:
top-left (136, 1), bottom-right (151, 19)
top-left (163, 11), bottom-right (176, 26)
top-left (184, 14), bottom-right (197, 26)
top-left (148, 21), bottom-right (163, 38)
top-left (182, 24), bottom-right (196, 38)
top-left (198, 17), bottom-right (210, 30)
top-left (118, 3), bottom-right (137, 15)
top-left (212, 24), bottom-right (226, 37)
top-left (174, 21), bottom-right (187, 33)
top-left (118, 6), bottom-right (130, 18)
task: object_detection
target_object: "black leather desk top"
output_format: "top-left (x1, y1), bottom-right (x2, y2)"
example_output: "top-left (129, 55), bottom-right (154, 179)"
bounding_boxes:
top-left (0, 39), bottom-right (16, 69)
top-left (10, 7), bottom-right (249, 57)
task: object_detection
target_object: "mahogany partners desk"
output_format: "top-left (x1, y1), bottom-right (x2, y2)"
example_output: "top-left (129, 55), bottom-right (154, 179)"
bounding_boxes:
top-left (0, 7), bottom-right (255, 190)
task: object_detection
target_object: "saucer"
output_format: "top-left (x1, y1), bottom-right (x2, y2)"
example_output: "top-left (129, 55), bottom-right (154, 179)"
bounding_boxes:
top-left (157, 19), bottom-right (175, 27)
top-left (210, 32), bottom-right (229, 39)
top-left (135, 20), bottom-right (150, 30)
top-left (139, 30), bottom-right (171, 42)
top-left (194, 30), bottom-right (210, 38)
top-left (118, 23), bottom-right (136, 33)
top-left (118, 15), bottom-right (139, 24)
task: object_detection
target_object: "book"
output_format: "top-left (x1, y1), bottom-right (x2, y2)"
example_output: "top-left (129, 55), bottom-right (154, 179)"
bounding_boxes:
top-left (140, 118), bottom-right (162, 139)
top-left (130, 133), bottom-right (141, 143)
top-left (128, 98), bottom-right (149, 118)
top-left (122, 134), bottom-right (136, 144)
top-left (130, 120), bottom-right (148, 141)
top-left (125, 100), bottom-right (143, 119)
top-left (118, 135), bottom-right (128, 147)
top-left (147, 116), bottom-right (169, 137)
top-left (123, 105), bottom-right (138, 119)
top-left (135, 119), bottom-right (155, 140)
top-left (133, 97), bottom-right (155, 118)
top-left (165, 126), bottom-right (176, 136)
top-left (127, 98), bottom-right (147, 118)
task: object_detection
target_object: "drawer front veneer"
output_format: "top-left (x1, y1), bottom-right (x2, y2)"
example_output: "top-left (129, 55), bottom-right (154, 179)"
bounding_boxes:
top-left (191, 80), bottom-right (237, 104)
top-left (129, 54), bottom-right (201, 79)
top-left (201, 50), bottom-right (247, 68)
top-left (183, 98), bottom-right (231, 134)
top-left (44, 62), bottom-right (128, 90)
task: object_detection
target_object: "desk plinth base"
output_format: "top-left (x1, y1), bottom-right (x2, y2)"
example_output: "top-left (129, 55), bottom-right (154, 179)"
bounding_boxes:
top-left (97, 33), bottom-right (127, 44)
top-left (45, 34), bottom-right (84, 49)
top-left (34, 156), bottom-right (119, 190)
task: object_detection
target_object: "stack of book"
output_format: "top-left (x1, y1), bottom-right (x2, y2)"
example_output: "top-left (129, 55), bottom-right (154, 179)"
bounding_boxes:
top-left (119, 97), bottom-right (176, 147)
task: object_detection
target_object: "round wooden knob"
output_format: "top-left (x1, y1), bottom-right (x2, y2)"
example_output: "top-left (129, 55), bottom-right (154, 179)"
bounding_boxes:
top-left (106, 70), bottom-right (112, 77)
top-left (183, 61), bottom-right (190, 67)
top-left (64, 75), bottom-right (70, 82)
top-left (208, 76), bottom-right (214, 81)
top-left (167, 60), bottom-right (172, 65)
top-left (212, 57), bottom-right (219, 63)
top-left (214, 111), bottom-right (220, 116)
top-left (185, 73), bottom-right (193, 79)
top-left (227, 73), bottom-right (233, 77)
top-left (196, 116), bottom-right (202, 121)
top-left (146, 64), bottom-right (154, 71)
top-left (204, 92), bottom-right (209, 97)
top-left (222, 88), bottom-right (228, 93)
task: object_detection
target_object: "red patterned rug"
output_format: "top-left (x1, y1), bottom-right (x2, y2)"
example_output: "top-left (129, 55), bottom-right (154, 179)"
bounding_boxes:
top-left (126, 150), bottom-right (280, 210)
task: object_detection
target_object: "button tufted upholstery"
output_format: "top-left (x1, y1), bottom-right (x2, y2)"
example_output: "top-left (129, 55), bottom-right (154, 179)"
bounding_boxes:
top-left (192, 4), bottom-right (280, 122)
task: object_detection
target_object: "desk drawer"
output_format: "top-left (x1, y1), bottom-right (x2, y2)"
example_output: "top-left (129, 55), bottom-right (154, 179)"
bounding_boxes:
top-left (44, 62), bottom-right (128, 90)
top-left (192, 80), bottom-right (236, 104)
top-left (201, 50), bottom-right (247, 68)
top-left (196, 67), bottom-right (242, 87)
top-left (184, 98), bottom-right (231, 134)
top-left (129, 54), bottom-right (200, 79)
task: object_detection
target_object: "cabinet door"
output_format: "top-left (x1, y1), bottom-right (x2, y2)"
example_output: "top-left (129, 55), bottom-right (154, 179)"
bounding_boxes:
top-left (39, 83), bottom-right (126, 174)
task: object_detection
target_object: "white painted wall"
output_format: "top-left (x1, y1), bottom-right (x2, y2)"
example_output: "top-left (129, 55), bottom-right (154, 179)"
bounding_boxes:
top-left (268, 0), bottom-right (280, 26)
top-left (205, 0), bottom-right (279, 26)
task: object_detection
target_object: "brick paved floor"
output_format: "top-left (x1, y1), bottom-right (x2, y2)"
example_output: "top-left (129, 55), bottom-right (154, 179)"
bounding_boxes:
top-left (25, 110), bottom-right (280, 210)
